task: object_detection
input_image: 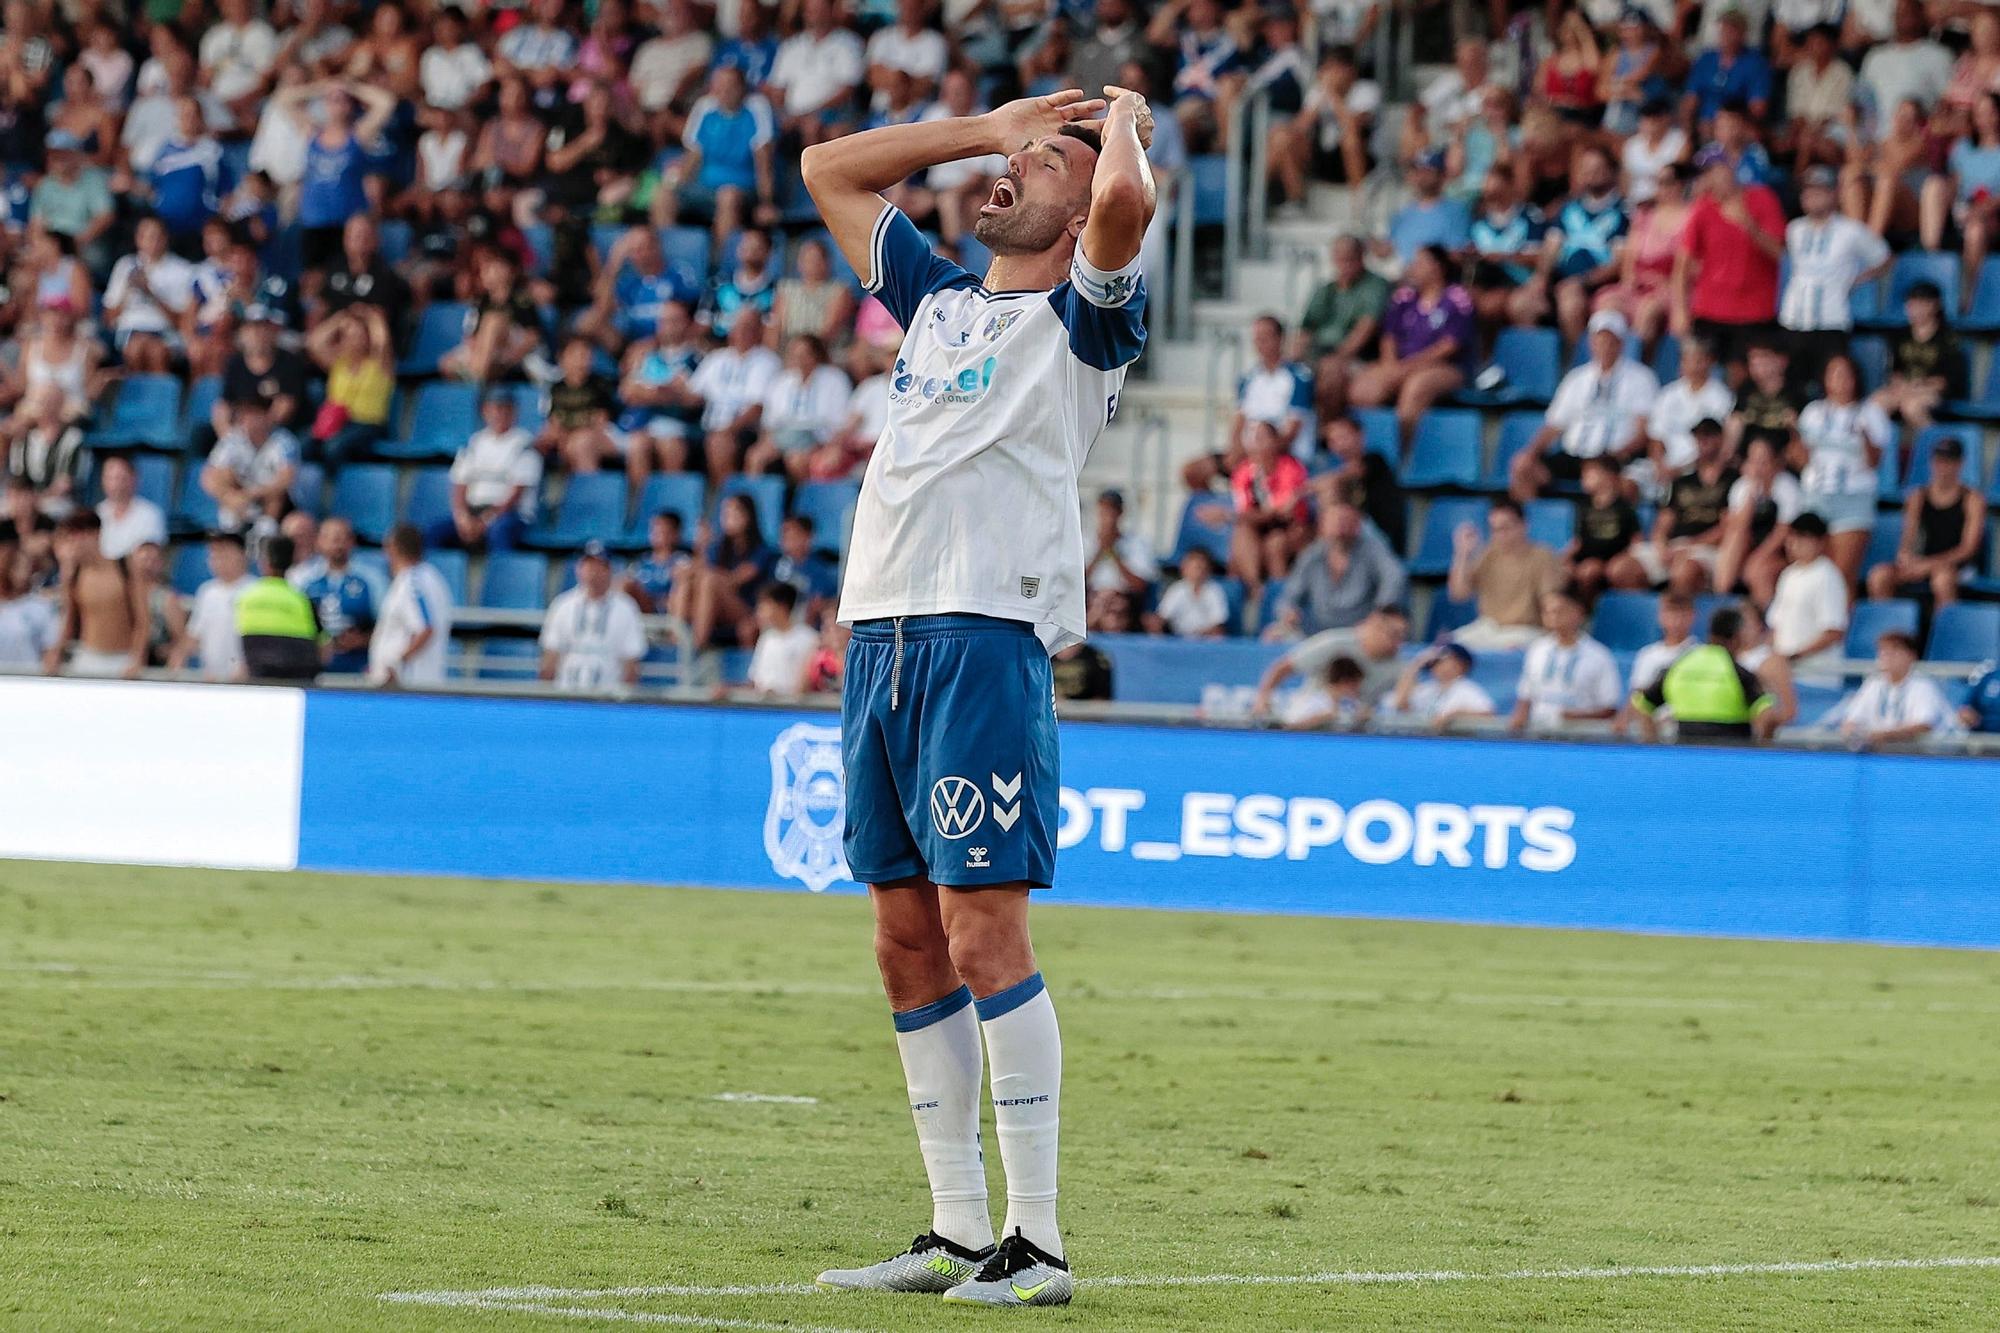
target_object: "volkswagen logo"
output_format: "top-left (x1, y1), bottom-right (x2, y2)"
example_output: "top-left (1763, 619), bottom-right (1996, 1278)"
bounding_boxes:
top-left (929, 776), bottom-right (986, 840)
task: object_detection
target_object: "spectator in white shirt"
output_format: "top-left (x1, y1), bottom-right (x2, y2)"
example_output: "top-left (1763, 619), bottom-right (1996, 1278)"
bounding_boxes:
top-left (1087, 489), bottom-right (1159, 598)
top-left (1386, 640), bottom-right (1495, 732)
top-left (103, 216), bottom-right (196, 375)
top-left (1779, 167), bottom-right (1891, 383)
top-left (1231, 314), bottom-right (1315, 460)
top-left (766, 0), bottom-right (865, 145)
top-left (1281, 654), bottom-right (1372, 730)
top-left (419, 9), bottom-right (492, 111)
top-left (628, 0), bottom-right (711, 137)
top-left (1716, 436), bottom-right (1804, 603)
top-left (744, 582), bottom-right (821, 695)
top-left (201, 395), bottom-right (299, 537)
top-left (1640, 334), bottom-right (1733, 486)
top-left (1144, 546), bottom-right (1229, 637)
top-left (1510, 310), bottom-right (1659, 502)
top-left (1857, 2), bottom-right (1952, 122)
top-left (865, 0), bottom-right (948, 108)
top-left (93, 455), bottom-right (167, 559)
top-left (431, 391), bottom-right (542, 554)
top-left (743, 334), bottom-right (853, 481)
top-left (168, 530), bottom-right (251, 680)
top-left (1797, 352), bottom-right (1893, 586)
top-left (539, 541), bottom-right (648, 691)
top-left (690, 309), bottom-right (783, 487)
top-left (1613, 591), bottom-right (1697, 733)
top-left (198, 0), bottom-right (277, 124)
top-left (1508, 584), bottom-right (1623, 732)
top-left (369, 523), bottom-right (454, 686)
top-left (1836, 629), bottom-right (1960, 745)
top-left (1766, 512), bottom-right (1849, 674)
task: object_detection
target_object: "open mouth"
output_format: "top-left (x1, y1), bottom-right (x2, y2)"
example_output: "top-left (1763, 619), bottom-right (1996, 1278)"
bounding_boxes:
top-left (979, 176), bottom-right (1018, 217)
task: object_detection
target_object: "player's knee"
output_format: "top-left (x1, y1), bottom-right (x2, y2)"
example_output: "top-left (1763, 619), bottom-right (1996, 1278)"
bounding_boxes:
top-left (874, 914), bottom-right (949, 984)
top-left (943, 916), bottom-right (1034, 996)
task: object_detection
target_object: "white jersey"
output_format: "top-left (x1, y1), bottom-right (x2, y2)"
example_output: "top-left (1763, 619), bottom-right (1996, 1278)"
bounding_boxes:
top-left (539, 587), bottom-right (647, 690)
top-left (1780, 215), bottom-right (1889, 332)
top-left (838, 205), bottom-right (1147, 653)
top-left (369, 562), bottom-right (454, 685)
top-left (1517, 633), bottom-right (1622, 728)
top-left (187, 575), bottom-right (251, 680)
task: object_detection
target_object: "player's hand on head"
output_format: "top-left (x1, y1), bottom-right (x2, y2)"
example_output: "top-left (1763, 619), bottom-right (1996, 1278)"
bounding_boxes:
top-left (1103, 85), bottom-right (1154, 150)
top-left (985, 88), bottom-right (1108, 150)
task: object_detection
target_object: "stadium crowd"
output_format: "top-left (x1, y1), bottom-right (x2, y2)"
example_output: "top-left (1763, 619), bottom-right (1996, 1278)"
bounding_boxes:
top-left (0, 0), bottom-right (1994, 744)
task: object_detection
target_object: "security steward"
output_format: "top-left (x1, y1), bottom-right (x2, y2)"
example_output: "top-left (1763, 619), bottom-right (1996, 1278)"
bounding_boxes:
top-left (1631, 605), bottom-right (1775, 741)
top-left (235, 535), bottom-right (323, 681)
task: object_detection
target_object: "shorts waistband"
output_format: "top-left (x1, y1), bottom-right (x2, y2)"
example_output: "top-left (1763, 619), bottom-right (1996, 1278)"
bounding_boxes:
top-left (850, 614), bottom-right (1035, 642)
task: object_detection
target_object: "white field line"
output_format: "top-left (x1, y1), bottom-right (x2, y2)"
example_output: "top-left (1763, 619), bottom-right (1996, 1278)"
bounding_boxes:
top-left (380, 1255), bottom-right (2000, 1328)
top-left (8, 959), bottom-right (2000, 1014)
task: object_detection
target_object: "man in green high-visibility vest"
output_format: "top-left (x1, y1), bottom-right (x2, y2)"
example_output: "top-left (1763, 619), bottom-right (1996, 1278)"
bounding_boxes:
top-left (235, 535), bottom-right (322, 682)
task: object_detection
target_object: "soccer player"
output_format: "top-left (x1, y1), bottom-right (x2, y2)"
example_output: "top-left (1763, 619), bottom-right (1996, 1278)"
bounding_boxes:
top-left (802, 86), bottom-right (1154, 1308)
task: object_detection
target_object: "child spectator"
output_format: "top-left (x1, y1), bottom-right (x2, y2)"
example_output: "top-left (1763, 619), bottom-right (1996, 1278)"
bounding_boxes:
top-left (538, 337), bottom-right (623, 476)
top-left (1836, 630), bottom-right (1960, 746)
top-left (1865, 434), bottom-right (1987, 607)
top-left (1568, 455), bottom-right (1648, 599)
top-left (1639, 418), bottom-right (1738, 595)
top-left (1870, 282), bottom-right (1966, 432)
top-left (201, 394), bottom-right (298, 537)
top-left (1146, 547), bottom-right (1229, 638)
top-left (1509, 584), bottom-right (1622, 733)
top-left (1766, 512), bottom-right (1849, 673)
top-left (624, 511), bottom-right (690, 614)
top-left (1281, 653), bottom-right (1370, 731)
top-left (744, 582), bottom-right (820, 696)
top-left (1386, 641), bottom-right (1495, 733)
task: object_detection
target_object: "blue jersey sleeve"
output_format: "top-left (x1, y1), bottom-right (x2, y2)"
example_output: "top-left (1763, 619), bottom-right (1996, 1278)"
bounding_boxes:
top-left (1050, 249), bottom-right (1147, 372)
top-left (864, 205), bottom-right (975, 328)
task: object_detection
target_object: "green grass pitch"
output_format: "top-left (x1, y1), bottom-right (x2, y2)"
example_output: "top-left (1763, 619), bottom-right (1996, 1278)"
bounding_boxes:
top-left (3, 860), bottom-right (1998, 1330)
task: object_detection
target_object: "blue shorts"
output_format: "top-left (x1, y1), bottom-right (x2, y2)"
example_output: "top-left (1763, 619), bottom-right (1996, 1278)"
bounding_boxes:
top-left (842, 615), bottom-right (1059, 889)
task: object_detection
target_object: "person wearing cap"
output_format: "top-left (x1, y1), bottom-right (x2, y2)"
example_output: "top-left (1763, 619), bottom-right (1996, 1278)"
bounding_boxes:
top-left (1384, 146), bottom-right (1471, 265)
top-left (208, 300), bottom-right (309, 462)
top-left (28, 128), bottom-right (115, 274)
top-left (1385, 640), bottom-right (1494, 734)
top-left (1920, 88), bottom-right (2000, 318)
top-left (1866, 432), bottom-right (1988, 607)
top-left (1766, 511), bottom-right (1849, 673)
top-left (1834, 629), bottom-right (1961, 747)
top-left (1683, 9), bottom-right (1771, 128)
top-left (234, 535), bottom-right (322, 682)
top-left (1509, 308), bottom-right (1658, 503)
top-left (1779, 164), bottom-right (1891, 385)
top-left (1797, 352), bottom-right (1893, 586)
top-left (1637, 415), bottom-right (1739, 595)
top-left (1671, 141), bottom-right (1785, 374)
top-left (1630, 605), bottom-right (1777, 743)
top-left (201, 393), bottom-right (300, 537)
top-left (1871, 280), bottom-right (1967, 431)
top-left (539, 540), bottom-right (648, 691)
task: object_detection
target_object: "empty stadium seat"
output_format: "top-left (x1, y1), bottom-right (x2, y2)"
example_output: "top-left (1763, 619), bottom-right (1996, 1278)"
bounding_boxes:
top-left (659, 225), bottom-right (711, 286)
top-left (1878, 251), bottom-right (1959, 326)
top-left (1409, 497), bottom-right (1489, 576)
top-left (527, 473), bottom-right (627, 550)
top-left (1170, 493), bottom-right (1234, 564)
top-left (1423, 595), bottom-right (1477, 642)
top-left (430, 549), bottom-right (470, 605)
top-left (404, 467), bottom-right (455, 532)
top-left (476, 637), bottom-right (541, 680)
top-left (171, 464), bottom-right (219, 534)
top-left (89, 375), bottom-right (184, 449)
top-left (1844, 598), bottom-right (1919, 659)
top-left (715, 474), bottom-right (785, 546)
top-left (171, 542), bottom-right (211, 594)
top-left (1353, 406), bottom-right (1401, 459)
top-left (290, 462), bottom-right (326, 516)
top-left (1484, 412), bottom-right (1544, 490)
top-left (1590, 591), bottom-right (1661, 652)
top-left (479, 551), bottom-right (550, 609)
top-left (1400, 409), bottom-right (1482, 488)
top-left (1524, 499), bottom-right (1574, 549)
top-left (792, 480), bottom-right (862, 556)
top-left (1849, 335), bottom-right (1888, 393)
top-left (1459, 328), bottom-right (1560, 406)
top-left (384, 381), bottom-right (481, 461)
top-left (1907, 425), bottom-right (1985, 489)
top-left (618, 471), bottom-right (705, 548)
top-left (1928, 603), bottom-right (2000, 661)
top-left (331, 464), bottom-right (397, 543)
top-left (180, 375), bottom-right (223, 443)
top-left (132, 455), bottom-right (174, 512)
top-left (399, 302), bottom-right (469, 376)
top-left (1864, 513), bottom-right (1904, 572)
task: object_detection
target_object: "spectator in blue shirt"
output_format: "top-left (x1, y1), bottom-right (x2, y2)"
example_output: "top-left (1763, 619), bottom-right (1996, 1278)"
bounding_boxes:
top-left (624, 510), bottom-right (691, 613)
top-left (1960, 666), bottom-right (2000, 732)
top-left (769, 514), bottom-right (840, 623)
top-left (577, 226), bottom-right (704, 352)
top-left (146, 97), bottom-right (226, 245)
top-left (1148, 0), bottom-right (1245, 153)
top-left (1706, 100), bottom-right (1775, 187)
top-left (300, 516), bottom-right (380, 674)
top-left (1684, 10), bottom-right (1772, 128)
top-left (1385, 148), bottom-right (1472, 264)
top-left (715, 0), bottom-right (779, 89)
top-left (707, 228), bottom-right (780, 335)
top-left (652, 64), bottom-right (779, 250)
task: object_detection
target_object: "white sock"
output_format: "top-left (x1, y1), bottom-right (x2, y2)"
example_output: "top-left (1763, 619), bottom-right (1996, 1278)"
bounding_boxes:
top-left (976, 973), bottom-right (1063, 1259)
top-left (892, 985), bottom-right (993, 1251)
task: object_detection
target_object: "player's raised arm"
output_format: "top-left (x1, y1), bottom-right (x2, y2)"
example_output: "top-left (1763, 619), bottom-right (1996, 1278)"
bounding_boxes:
top-left (1078, 86), bottom-right (1157, 273)
top-left (800, 89), bottom-right (1106, 283)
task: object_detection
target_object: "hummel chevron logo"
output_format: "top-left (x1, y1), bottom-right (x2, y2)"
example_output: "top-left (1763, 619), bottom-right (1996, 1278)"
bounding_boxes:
top-left (1010, 1279), bottom-right (1052, 1300)
top-left (991, 773), bottom-right (1022, 831)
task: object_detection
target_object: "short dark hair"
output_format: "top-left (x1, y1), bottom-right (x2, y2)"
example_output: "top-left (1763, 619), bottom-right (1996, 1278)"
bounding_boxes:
top-left (1326, 655), bottom-right (1365, 687)
top-left (386, 522), bottom-right (424, 560)
top-left (760, 581), bottom-right (799, 613)
top-left (1709, 606), bottom-right (1745, 643)
top-left (783, 512), bottom-right (815, 535)
top-left (1790, 512), bottom-right (1829, 539)
top-left (1488, 497), bottom-right (1524, 521)
top-left (1878, 629), bottom-right (1920, 654)
top-left (1057, 122), bottom-right (1102, 154)
top-left (1660, 591), bottom-right (1694, 612)
top-left (652, 509), bottom-right (684, 528)
top-left (264, 535), bottom-right (296, 573)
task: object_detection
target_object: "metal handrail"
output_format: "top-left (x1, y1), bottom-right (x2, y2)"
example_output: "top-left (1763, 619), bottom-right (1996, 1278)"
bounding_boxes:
top-left (1222, 82), bottom-right (1276, 283)
top-left (1171, 166), bottom-right (1196, 341)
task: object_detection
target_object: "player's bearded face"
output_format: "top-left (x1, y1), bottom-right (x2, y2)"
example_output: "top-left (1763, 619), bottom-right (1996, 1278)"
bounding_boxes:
top-left (973, 167), bottom-right (1085, 254)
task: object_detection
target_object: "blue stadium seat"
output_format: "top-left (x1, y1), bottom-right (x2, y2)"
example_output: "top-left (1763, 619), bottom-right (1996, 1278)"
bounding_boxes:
top-left (429, 549), bottom-right (470, 605)
top-left (619, 471), bottom-right (704, 548)
top-left (477, 637), bottom-right (541, 680)
top-left (1649, 334), bottom-right (1682, 385)
top-left (1907, 425), bottom-right (1985, 489)
top-left (1484, 412), bottom-right (1544, 491)
top-left (170, 542), bottom-right (210, 594)
top-left (1189, 155), bottom-right (1228, 225)
top-left (89, 375), bottom-right (184, 449)
top-left (404, 466), bottom-right (455, 532)
top-left (1353, 406), bottom-right (1401, 460)
top-left (399, 302), bottom-right (469, 376)
top-left (479, 551), bottom-right (549, 609)
top-left (1848, 270), bottom-right (1885, 328)
top-left (659, 225), bottom-right (711, 287)
top-left (791, 480), bottom-right (862, 555)
top-left (1171, 493), bottom-right (1234, 564)
top-left (528, 473), bottom-right (627, 550)
top-left (377, 220), bottom-right (413, 265)
top-left (331, 464), bottom-right (397, 544)
top-left (1525, 499), bottom-right (1575, 548)
top-left (181, 375), bottom-right (223, 443)
top-left (1459, 328), bottom-right (1560, 406)
top-left (1962, 256), bottom-right (2000, 333)
top-left (715, 473), bottom-right (785, 546)
top-left (1590, 591), bottom-right (1661, 652)
top-left (1928, 603), bottom-right (2000, 661)
top-left (1844, 598), bottom-right (1919, 659)
top-left (385, 382), bottom-right (480, 461)
top-left (1424, 595), bottom-right (1477, 642)
top-left (1850, 334), bottom-right (1888, 393)
top-left (1410, 497), bottom-right (1489, 575)
top-left (172, 465), bottom-right (219, 533)
top-left (1863, 513), bottom-right (1904, 572)
top-left (133, 455), bottom-right (174, 512)
top-left (590, 222), bottom-right (626, 265)
top-left (290, 462), bottom-right (326, 515)
top-left (1401, 409), bottom-right (1482, 487)
top-left (1878, 251), bottom-right (1959, 326)
top-left (351, 550), bottom-right (390, 588)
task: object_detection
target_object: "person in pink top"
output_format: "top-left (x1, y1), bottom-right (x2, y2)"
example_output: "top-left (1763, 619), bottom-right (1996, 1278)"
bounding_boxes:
top-left (1593, 160), bottom-right (1693, 352)
top-left (1227, 419), bottom-right (1310, 606)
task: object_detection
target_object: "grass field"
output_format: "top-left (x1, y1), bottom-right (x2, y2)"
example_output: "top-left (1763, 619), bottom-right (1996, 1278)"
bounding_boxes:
top-left (3, 862), bottom-right (1999, 1331)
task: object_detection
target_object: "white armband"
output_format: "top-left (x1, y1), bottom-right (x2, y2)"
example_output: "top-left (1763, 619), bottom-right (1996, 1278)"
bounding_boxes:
top-left (1070, 248), bottom-right (1142, 309)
